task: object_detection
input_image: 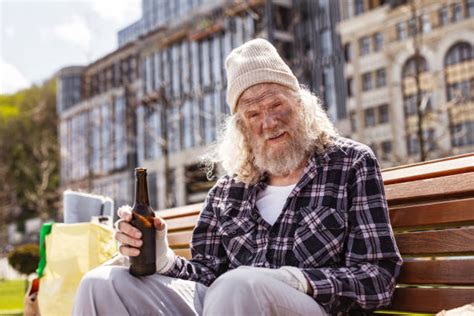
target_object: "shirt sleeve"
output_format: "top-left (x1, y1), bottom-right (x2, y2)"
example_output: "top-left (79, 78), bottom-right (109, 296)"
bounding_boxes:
top-left (300, 153), bottom-right (403, 312)
top-left (162, 179), bottom-right (229, 286)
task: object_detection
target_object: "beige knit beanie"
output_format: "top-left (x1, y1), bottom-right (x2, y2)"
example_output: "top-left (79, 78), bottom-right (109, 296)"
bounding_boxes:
top-left (225, 38), bottom-right (300, 114)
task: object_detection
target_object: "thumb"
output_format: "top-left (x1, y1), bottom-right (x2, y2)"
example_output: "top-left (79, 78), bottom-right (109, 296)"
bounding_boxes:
top-left (154, 217), bottom-right (166, 232)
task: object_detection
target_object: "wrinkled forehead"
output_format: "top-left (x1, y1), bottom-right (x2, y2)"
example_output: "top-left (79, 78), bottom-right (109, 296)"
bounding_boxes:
top-left (236, 83), bottom-right (294, 112)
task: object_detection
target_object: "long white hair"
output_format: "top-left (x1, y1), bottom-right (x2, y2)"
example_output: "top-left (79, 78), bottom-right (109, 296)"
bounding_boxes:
top-left (204, 86), bottom-right (338, 184)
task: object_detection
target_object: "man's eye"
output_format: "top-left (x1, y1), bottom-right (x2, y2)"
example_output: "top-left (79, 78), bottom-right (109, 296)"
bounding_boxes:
top-left (249, 113), bottom-right (259, 119)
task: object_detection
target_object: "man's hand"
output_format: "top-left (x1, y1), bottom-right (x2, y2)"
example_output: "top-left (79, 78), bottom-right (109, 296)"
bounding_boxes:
top-left (114, 205), bottom-right (142, 257)
top-left (114, 205), bottom-right (175, 273)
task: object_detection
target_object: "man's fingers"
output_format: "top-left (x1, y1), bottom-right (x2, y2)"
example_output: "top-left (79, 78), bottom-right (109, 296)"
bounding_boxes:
top-left (119, 245), bottom-right (140, 257)
top-left (114, 231), bottom-right (142, 248)
top-left (117, 205), bottom-right (132, 221)
top-left (114, 220), bottom-right (142, 239)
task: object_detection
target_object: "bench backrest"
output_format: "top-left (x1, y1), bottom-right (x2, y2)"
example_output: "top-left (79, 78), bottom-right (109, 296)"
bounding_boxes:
top-left (158, 153), bottom-right (474, 314)
top-left (383, 153), bottom-right (474, 313)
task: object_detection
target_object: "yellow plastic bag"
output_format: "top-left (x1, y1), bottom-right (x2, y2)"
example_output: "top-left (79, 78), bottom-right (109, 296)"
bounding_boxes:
top-left (38, 223), bottom-right (117, 316)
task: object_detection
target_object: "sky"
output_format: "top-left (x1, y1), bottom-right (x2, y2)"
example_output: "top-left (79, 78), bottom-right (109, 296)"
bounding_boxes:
top-left (0, 0), bottom-right (142, 94)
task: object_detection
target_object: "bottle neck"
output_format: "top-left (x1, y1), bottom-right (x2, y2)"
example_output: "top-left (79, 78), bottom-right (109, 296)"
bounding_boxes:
top-left (135, 175), bottom-right (150, 205)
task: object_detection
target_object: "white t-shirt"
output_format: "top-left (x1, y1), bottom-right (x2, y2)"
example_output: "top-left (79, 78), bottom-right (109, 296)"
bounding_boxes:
top-left (256, 184), bottom-right (296, 225)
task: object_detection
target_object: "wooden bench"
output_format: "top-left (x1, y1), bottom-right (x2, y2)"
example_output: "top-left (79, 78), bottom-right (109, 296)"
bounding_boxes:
top-left (158, 153), bottom-right (474, 314)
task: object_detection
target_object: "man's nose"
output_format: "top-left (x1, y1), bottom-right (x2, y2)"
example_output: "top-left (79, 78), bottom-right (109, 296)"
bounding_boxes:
top-left (262, 112), bottom-right (278, 130)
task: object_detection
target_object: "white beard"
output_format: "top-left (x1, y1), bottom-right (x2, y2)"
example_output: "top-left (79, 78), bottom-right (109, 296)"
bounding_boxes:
top-left (251, 114), bottom-right (311, 177)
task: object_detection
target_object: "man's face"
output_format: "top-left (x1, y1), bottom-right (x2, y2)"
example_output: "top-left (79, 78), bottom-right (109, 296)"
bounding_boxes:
top-left (236, 83), bottom-right (308, 176)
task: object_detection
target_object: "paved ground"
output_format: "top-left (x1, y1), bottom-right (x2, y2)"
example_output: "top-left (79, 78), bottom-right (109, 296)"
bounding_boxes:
top-left (0, 257), bottom-right (21, 280)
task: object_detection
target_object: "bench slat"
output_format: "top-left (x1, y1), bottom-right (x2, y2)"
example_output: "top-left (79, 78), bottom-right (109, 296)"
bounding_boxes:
top-left (168, 231), bottom-right (193, 248)
top-left (390, 287), bottom-right (474, 313)
top-left (158, 203), bottom-right (202, 219)
top-left (385, 172), bottom-right (474, 205)
top-left (395, 227), bottom-right (474, 255)
top-left (389, 198), bottom-right (474, 229)
top-left (397, 259), bottom-right (474, 285)
top-left (382, 154), bottom-right (474, 185)
top-left (167, 215), bottom-right (200, 232)
top-left (174, 248), bottom-right (192, 259)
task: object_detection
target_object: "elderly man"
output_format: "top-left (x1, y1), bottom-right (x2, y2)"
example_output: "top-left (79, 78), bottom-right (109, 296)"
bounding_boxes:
top-left (73, 38), bottom-right (402, 315)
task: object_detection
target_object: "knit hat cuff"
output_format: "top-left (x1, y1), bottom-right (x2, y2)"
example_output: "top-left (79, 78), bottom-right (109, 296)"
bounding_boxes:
top-left (227, 68), bottom-right (299, 114)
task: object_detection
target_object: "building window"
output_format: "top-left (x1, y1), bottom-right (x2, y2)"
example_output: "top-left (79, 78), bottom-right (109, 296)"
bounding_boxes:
top-left (322, 30), bottom-right (333, 56)
top-left (114, 96), bottom-right (127, 168)
top-left (144, 104), bottom-right (159, 161)
top-left (200, 39), bottom-right (211, 89)
top-left (354, 0), bottom-right (365, 15)
top-left (421, 13), bottom-right (431, 33)
top-left (403, 94), bottom-right (417, 117)
top-left (396, 22), bottom-right (406, 41)
top-left (427, 128), bottom-right (437, 151)
top-left (181, 42), bottom-right (190, 95)
top-left (406, 134), bottom-right (419, 155)
top-left (364, 108), bottom-right (376, 127)
top-left (346, 77), bottom-right (353, 97)
top-left (346, 0), bottom-right (354, 18)
top-left (452, 3), bottom-right (463, 22)
top-left (211, 35), bottom-right (222, 86)
top-left (350, 111), bottom-right (357, 132)
top-left (451, 121), bottom-right (474, 147)
top-left (439, 6), bottom-right (449, 26)
top-left (373, 32), bottom-right (383, 52)
top-left (322, 67), bottom-right (337, 119)
top-left (162, 48), bottom-right (170, 86)
top-left (447, 80), bottom-right (474, 103)
top-left (402, 55), bottom-right (429, 119)
top-left (359, 36), bottom-right (370, 56)
top-left (444, 42), bottom-right (472, 66)
top-left (375, 68), bottom-right (386, 88)
top-left (169, 103), bottom-right (182, 153)
top-left (192, 98), bottom-right (203, 146)
top-left (362, 72), bottom-right (372, 91)
top-left (203, 92), bottom-right (215, 144)
top-left (369, 143), bottom-right (378, 157)
top-left (378, 104), bottom-right (389, 124)
top-left (407, 17), bottom-right (417, 36)
top-left (147, 172), bottom-right (158, 210)
top-left (444, 42), bottom-right (473, 103)
top-left (381, 140), bottom-right (392, 160)
top-left (468, 0), bottom-right (474, 17)
top-left (154, 52), bottom-right (162, 90)
top-left (182, 99), bottom-right (194, 149)
top-left (403, 55), bottom-right (428, 77)
top-left (172, 44), bottom-right (182, 98)
top-left (344, 43), bottom-right (352, 61)
top-left (191, 41), bottom-right (200, 92)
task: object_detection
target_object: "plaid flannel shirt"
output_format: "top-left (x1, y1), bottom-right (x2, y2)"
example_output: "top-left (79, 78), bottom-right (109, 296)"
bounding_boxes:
top-left (164, 136), bottom-right (403, 314)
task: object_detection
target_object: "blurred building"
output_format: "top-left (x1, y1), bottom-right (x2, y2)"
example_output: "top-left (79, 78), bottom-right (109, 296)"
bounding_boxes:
top-left (56, 43), bottom-right (140, 209)
top-left (57, 0), bottom-right (347, 209)
top-left (338, 0), bottom-right (474, 167)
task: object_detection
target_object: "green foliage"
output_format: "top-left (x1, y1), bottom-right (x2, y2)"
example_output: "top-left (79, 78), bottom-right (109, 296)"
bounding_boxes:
top-left (7, 244), bottom-right (40, 275)
top-left (0, 79), bottom-right (60, 233)
top-left (0, 104), bottom-right (19, 119)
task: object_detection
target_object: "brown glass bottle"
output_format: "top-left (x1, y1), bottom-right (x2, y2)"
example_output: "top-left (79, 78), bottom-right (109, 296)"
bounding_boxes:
top-left (129, 168), bottom-right (156, 276)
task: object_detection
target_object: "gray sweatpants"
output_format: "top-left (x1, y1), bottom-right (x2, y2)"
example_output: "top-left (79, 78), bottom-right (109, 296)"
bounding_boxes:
top-left (72, 266), bottom-right (328, 316)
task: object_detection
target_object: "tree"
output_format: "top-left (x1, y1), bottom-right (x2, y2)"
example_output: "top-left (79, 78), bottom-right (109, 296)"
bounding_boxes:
top-left (7, 243), bottom-right (40, 275)
top-left (410, 0), bottom-right (427, 162)
top-left (0, 79), bottom-right (60, 249)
